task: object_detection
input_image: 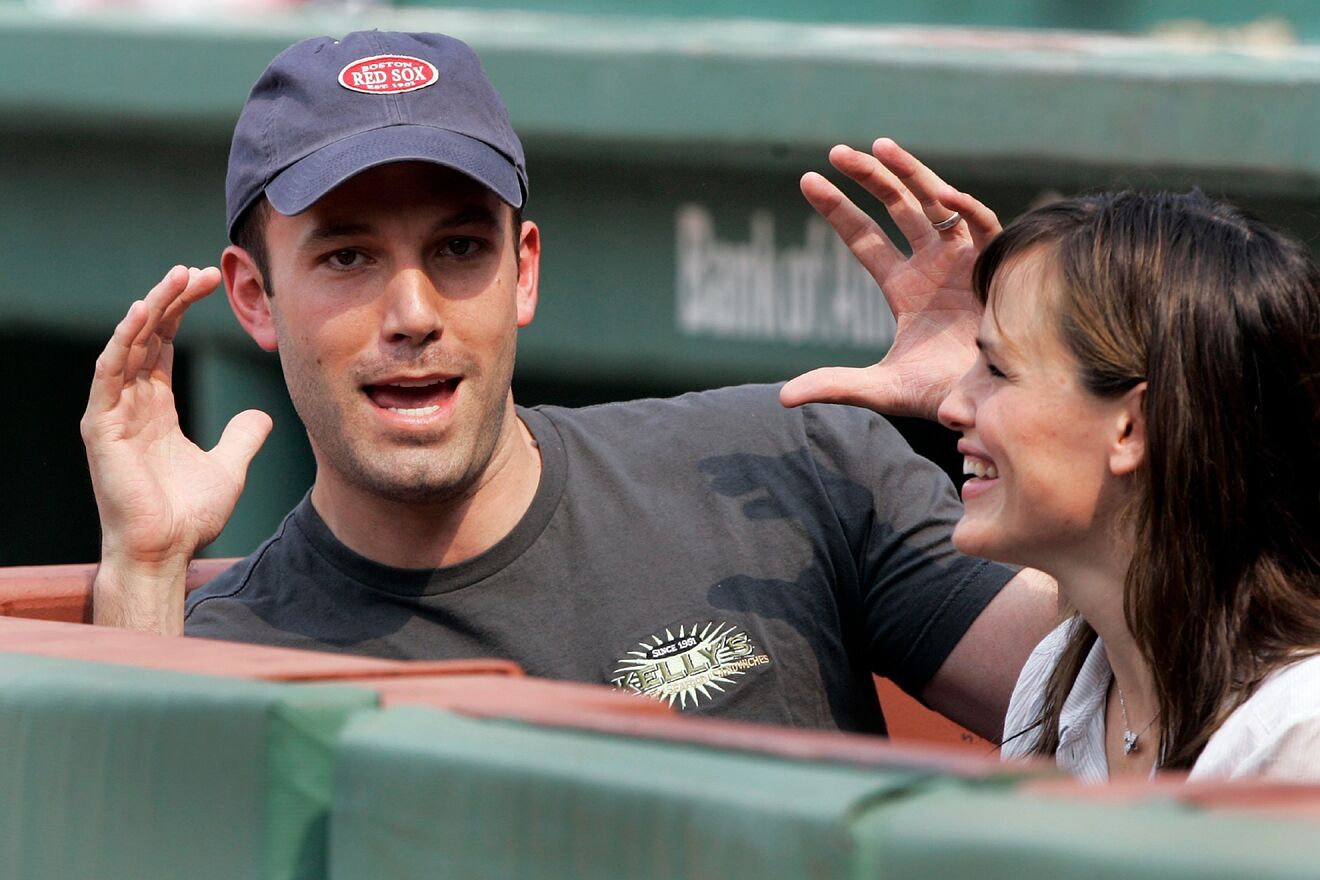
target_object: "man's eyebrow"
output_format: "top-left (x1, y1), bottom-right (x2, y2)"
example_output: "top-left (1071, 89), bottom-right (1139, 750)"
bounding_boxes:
top-left (298, 205), bottom-right (501, 248)
top-left (302, 221), bottom-right (374, 245)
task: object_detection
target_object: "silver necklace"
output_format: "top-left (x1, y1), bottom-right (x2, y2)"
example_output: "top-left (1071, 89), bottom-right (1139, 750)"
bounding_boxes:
top-left (1116, 683), bottom-right (1158, 755)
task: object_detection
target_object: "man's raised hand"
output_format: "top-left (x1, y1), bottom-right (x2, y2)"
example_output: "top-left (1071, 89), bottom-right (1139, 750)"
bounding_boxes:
top-left (780, 138), bottom-right (1000, 421)
top-left (82, 266), bottom-right (272, 632)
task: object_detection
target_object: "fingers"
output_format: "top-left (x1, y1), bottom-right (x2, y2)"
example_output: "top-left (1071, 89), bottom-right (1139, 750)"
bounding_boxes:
top-left (939, 187), bottom-right (1001, 251)
top-left (780, 365), bottom-right (899, 412)
top-left (123, 266), bottom-right (189, 380)
top-left (812, 139), bottom-right (990, 256)
top-left (211, 409), bottom-right (274, 483)
top-left (870, 138), bottom-right (965, 238)
top-left (86, 265), bottom-right (223, 424)
top-left (157, 266), bottom-right (222, 346)
top-left (149, 266), bottom-right (221, 389)
top-left (126, 265), bottom-right (220, 385)
top-left (826, 144), bottom-right (937, 249)
top-left (85, 299), bottom-right (149, 419)
top-left (800, 170), bottom-right (903, 285)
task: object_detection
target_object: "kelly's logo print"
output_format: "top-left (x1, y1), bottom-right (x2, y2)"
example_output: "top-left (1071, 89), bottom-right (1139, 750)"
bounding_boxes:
top-left (610, 621), bottom-right (771, 708)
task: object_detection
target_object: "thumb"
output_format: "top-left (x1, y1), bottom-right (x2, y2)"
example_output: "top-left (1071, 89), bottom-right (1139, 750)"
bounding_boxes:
top-left (780, 365), bottom-right (902, 411)
top-left (211, 409), bottom-right (274, 480)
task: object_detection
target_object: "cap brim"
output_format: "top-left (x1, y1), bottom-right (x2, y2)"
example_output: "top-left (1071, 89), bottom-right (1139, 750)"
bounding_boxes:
top-left (265, 126), bottom-right (524, 216)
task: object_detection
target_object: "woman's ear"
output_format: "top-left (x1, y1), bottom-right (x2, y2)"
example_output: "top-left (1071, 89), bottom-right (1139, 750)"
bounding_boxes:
top-left (1109, 381), bottom-right (1147, 476)
top-left (222, 245), bottom-right (278, 352)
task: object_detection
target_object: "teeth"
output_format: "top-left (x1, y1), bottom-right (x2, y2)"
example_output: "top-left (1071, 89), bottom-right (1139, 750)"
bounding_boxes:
top-left (962, 456), bottom-right (999, 480)
top-left (389, 379), bottom-right (445, 388)
top-left (390, 405), bottom-right (440, 416)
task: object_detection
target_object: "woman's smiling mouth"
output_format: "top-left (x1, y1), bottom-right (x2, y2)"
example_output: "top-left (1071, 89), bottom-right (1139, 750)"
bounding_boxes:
top-left (963, 456), bottom-right (999, 480)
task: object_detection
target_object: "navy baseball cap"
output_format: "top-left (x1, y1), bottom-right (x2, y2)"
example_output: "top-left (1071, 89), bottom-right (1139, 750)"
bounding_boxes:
top-left (225, 30), bottom-right (527, 241)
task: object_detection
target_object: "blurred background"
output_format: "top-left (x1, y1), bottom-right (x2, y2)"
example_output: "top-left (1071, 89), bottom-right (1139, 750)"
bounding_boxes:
top-left (4, 0), bottom-right (1319, 564)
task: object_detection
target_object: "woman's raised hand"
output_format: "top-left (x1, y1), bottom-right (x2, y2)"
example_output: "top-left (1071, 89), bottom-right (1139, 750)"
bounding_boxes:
top-left (780, 138), bottom-right (1000, 421)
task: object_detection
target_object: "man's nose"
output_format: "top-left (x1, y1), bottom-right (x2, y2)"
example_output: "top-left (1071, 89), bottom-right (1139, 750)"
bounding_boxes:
top-left (381, 268), bottom-right (443, 345)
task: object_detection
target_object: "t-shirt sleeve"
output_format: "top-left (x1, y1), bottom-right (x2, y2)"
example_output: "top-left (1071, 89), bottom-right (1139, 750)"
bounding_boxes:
top-left (801, 402), bottom-right (1018, 697)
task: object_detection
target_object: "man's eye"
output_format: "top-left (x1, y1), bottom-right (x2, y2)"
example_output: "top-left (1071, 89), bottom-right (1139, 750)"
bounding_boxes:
top-left (328, 250), bottom-right (362, 268)
top-left (442, 238), bottom-right (480, 257)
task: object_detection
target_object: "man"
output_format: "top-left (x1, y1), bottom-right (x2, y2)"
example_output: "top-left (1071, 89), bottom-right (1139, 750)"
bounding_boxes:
top-left (83, 30), bottom-right (1054, 738)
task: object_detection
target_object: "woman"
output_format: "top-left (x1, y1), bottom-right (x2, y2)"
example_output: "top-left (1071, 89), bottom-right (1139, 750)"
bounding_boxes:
top-left (943, 190), bottom-right (1320, 780)
top-left (787, 142), bottom-right (1320, 780)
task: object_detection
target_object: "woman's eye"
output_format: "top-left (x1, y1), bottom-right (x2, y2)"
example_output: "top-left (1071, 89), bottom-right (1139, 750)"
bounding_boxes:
top-left (986, 361), bottom-right (1006, 379)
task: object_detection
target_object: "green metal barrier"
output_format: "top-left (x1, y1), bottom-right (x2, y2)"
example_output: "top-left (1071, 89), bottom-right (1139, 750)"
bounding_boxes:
top-left (2, 651), bottom-right (1314, 877)
top-left (330, 707), bottom-right (957, 879)
top-left (0, 653), bottom-right (376, 880)
top-left (852, 785), bottom-right (1320, 879)
top-left (331, 705), bottom-right (1320, 877)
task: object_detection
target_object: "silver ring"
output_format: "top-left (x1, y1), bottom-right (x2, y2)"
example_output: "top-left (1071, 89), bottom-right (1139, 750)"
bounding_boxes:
top-left (931, 211), bottom-right (962, 232)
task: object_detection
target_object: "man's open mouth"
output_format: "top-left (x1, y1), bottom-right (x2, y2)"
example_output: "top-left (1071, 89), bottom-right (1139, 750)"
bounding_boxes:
top-left (364, 378), bottom-right (460, 416)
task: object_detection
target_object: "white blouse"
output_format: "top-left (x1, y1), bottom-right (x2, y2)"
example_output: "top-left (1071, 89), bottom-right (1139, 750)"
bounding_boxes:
top-left (1001, 619), bottom-right (1320, 782)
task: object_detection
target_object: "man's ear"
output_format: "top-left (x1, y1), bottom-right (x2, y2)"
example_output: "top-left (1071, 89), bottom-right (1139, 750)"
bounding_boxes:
top-left (222, 245), bottom-right (278, 352)
top-left (515, 220), bottom-right (540, 328)
top-left (1109, 381), bottom-right (1147, 476)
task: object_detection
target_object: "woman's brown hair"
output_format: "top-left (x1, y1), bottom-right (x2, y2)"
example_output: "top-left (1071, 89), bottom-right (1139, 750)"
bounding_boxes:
top-left (979, 191), bottom-right (1320, 768)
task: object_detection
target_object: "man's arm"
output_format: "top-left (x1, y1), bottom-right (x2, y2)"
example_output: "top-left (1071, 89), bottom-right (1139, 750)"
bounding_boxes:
top-left (81, 266), bottom-right (271, 633)
top-left (920, 568), bottom-right (1059, 742)
top-left (783, 140), bottom-right (1053, 740)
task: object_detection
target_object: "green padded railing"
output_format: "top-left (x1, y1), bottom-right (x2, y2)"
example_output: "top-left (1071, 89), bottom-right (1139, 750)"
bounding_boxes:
top-left (0, 653), bottom-right (377, 880)
top-left (853, 784), bottom-right (1320, 879)
top-left (328, 706), bottom-right (1024, 879)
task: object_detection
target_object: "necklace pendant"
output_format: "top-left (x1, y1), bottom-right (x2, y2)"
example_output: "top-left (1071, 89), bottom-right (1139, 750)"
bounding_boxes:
top-left (1123, 731), bottom-right (1139, 755)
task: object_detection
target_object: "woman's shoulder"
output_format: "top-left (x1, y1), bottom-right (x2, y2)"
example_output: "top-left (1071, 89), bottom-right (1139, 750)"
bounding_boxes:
top-left (1226, 653), bottom-right (1320, 732)
top-left (1192, 653), bottom-right (1320, 781)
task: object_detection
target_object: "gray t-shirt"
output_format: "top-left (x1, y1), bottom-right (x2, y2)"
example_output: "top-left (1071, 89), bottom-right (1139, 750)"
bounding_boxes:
top-left (186, 384), bottom-right (1013, 732)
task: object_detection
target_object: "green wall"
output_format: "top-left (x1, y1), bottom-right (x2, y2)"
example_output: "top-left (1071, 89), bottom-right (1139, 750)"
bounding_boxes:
top-left (6, 6), bottom-right (1320, 561)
